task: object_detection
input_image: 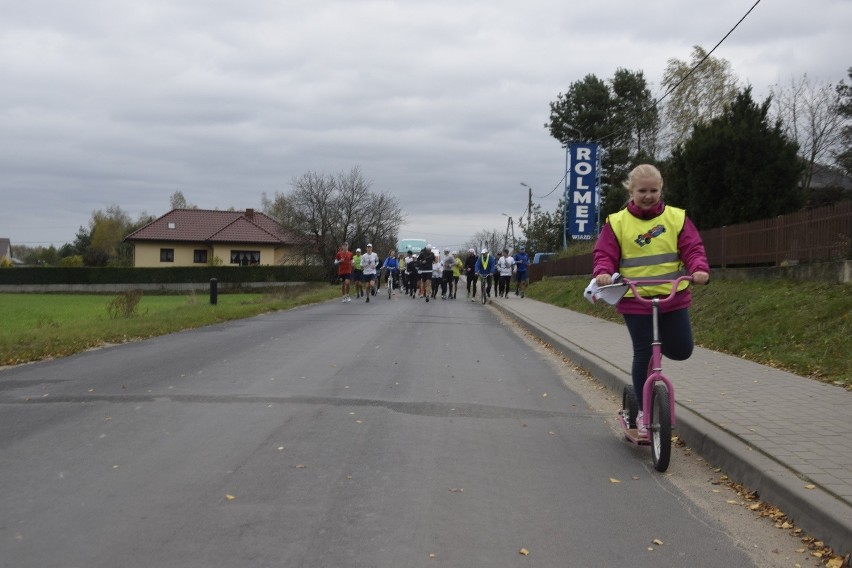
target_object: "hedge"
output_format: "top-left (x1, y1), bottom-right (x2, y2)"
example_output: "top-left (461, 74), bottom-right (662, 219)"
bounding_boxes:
top-left (0, 265), bottom-right (326, 285)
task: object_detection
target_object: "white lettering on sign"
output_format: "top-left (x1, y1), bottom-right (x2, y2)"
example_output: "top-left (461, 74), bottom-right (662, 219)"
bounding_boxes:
top-left (575, 162), bottom-right (592, 175)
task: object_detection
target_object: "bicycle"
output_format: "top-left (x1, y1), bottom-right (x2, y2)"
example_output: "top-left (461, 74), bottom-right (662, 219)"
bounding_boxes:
top-left (479, 274), bottom-right (492, 304)
top-left (384, 268), bottom-right (398, 300)
top-left (590, 274), bottom-right (694, 472)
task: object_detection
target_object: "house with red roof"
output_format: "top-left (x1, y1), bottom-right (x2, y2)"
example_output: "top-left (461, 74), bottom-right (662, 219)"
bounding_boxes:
top-left (125, 208), bottom-right (308, 268)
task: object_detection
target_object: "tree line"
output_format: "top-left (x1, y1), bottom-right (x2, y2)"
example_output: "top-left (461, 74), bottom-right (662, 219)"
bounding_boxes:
top-left (529, 48), bottom-right (851, 255)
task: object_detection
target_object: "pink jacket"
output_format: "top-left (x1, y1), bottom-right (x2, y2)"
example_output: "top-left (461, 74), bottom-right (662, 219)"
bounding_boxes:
top-left (593, 202), bottom-right (710, 315)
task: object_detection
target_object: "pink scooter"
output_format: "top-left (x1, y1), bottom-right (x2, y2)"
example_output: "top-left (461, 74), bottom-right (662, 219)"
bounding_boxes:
top-left (586, 275), bottom-right (694, 472)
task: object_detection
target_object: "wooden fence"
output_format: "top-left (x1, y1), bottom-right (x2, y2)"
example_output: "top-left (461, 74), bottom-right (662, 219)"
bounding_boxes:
top-left (529, 202), bottom-right (852, 281)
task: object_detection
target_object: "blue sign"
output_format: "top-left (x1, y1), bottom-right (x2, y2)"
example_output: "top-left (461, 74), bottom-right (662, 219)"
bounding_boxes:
top-left (566, 143), bottom-right (598, 241)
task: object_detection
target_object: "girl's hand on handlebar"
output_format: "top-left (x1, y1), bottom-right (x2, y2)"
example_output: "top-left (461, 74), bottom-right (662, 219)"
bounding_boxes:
top-left (692, 271), bottom-right (710, 285)
top-left (596, 274), bottom-right (613, 286)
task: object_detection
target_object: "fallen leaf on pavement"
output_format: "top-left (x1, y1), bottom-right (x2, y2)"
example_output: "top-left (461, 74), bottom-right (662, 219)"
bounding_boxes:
top-left (225, 494), bottom-right (235, 501)
top-left (804, 484), bottom-right (816, 490)
top-left (609, 478), bottom-right (621, 484)
top-left (652, 539), bottom-right (664, 546)
top-left (519, 548), bottom-right (529, 556)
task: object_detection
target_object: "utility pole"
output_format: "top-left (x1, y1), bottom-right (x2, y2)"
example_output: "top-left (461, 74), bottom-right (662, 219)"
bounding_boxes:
top-left (520, 182), bottom-right (533, 233)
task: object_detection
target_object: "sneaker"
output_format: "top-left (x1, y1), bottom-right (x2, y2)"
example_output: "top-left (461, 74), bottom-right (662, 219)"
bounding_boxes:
top-left (425, 297), bottom-right (429, 302)
top-left (342, 297), bottom-right (347, 303)
top-left (521, 291), bottom-right (525, 298)
top-left (636, 410), bottom-right (648, 437)
top-left (366, 296), bottom-right (369, 303)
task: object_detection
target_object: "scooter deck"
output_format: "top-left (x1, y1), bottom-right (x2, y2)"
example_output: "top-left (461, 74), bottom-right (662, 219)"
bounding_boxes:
top-left (618, 413), bottom-right (650, 446)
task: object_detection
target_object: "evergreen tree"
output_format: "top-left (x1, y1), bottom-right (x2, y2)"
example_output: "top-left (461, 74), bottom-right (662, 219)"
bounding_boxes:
top-left (836, 67), bottom-right (852, 178)
top-left (665, 88), bottom-right (803, 229)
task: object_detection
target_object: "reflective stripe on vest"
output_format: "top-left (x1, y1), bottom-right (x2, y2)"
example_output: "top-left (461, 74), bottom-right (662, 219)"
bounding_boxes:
top-left (607, 206), bottom-right (688, 298)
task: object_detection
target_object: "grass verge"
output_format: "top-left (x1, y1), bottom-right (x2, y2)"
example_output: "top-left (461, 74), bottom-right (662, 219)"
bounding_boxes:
top-left (0, 284), bottom-right (339, 367)
top-left (526, 277), bottom-right (851, 388)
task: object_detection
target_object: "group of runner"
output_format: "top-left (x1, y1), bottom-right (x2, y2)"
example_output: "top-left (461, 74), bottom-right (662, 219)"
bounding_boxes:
top-left (334, 241), bottom-right (531, 304)
top-left (464, 245), bottom-right (530, 301)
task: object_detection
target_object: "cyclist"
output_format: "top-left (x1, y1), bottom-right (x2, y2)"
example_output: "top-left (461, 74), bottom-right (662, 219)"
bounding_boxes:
top-left (474, 248), bottom-right (496, 301)
top-left (416, 244), bottom-right (436, 302)
top-left (593, 164), bottom-right (710, 435)
top-left (513, 245), bottom-right (530, 298)
top-left (382, 249), bottom-right (400, 293)
top-left (360, 244), bottom-right (379, 302)
top-left (463, 247), bottom-right (478, 299)
top-left (334, 241), bottom-right (354, 303)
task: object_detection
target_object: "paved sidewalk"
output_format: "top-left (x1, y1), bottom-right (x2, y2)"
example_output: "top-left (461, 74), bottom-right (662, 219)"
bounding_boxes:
top-left (487, 293), bottom-right (852, 556)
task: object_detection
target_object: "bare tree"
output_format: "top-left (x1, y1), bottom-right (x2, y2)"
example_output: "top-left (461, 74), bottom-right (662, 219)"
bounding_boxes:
top-left (262, 166), bottom-right (405, 271)
top-left (661, 46), bottom-right (739, 150)
top-left (771, 73), bottom-right (847, 193)
top-left (465, 230), bottom-right (503, 256)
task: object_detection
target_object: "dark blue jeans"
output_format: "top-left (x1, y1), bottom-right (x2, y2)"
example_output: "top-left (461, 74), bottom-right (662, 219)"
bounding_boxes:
top-left (623, 308), bottom-right (694, 406)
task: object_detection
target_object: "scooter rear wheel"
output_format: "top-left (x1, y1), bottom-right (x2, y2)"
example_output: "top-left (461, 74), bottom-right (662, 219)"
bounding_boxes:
top-left (622, 386), bottom-right (638, 428)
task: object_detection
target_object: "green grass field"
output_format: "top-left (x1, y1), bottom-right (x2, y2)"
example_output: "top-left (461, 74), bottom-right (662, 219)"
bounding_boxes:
top-left (0, 284), bottom-right (338, 366)
top-left (525, 277), bottom-right (852, 387)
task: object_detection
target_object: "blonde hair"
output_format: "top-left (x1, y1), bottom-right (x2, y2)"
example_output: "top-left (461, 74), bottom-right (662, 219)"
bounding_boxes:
top-left (623, 164), bottom-right (663, 192)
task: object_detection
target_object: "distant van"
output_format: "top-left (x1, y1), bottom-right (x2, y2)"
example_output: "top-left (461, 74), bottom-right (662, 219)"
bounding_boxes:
top-left (398, 239), bottom-right (427, 255)
top-left (532, 252), bottom-right (556, 264)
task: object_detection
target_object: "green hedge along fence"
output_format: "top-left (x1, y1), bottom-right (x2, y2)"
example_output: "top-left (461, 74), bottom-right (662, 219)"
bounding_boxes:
top-left (0, 265), bottom-right (326, 286)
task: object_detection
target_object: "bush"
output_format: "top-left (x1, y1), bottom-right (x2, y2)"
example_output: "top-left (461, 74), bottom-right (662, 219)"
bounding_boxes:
top-left (107, 290), bottom-right (144, 319)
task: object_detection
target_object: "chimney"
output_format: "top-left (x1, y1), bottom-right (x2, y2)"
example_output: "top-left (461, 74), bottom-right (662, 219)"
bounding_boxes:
top-left (245, 208), bottom-right (254, 220)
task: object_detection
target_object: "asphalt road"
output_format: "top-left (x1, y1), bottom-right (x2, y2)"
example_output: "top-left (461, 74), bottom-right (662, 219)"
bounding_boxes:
top-left (0, 292), bottom-right (794, 567)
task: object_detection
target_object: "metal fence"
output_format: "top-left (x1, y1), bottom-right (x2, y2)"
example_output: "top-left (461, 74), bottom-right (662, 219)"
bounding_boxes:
top-left (529, 202), bottom-right (852, 281)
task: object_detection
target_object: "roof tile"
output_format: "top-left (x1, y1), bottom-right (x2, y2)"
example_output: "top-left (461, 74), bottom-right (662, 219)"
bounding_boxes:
top-left (126, 209), bottom-right (305, 245)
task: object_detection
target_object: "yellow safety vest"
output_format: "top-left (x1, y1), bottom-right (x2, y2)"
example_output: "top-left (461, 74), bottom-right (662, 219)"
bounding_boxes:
top-left (607, 206), bottom-right (689, 298)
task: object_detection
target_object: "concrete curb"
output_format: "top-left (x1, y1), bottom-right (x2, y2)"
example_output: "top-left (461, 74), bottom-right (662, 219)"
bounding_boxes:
top-left (493, 300), bottom-right (852, 557)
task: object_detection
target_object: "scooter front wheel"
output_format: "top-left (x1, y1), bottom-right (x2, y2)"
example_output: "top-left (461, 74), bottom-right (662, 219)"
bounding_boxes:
top-left (650, 383), bottom-right (672, 472)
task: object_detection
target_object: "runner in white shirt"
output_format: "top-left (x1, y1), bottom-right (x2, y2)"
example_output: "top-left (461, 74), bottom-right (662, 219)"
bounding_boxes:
top-left (360, 243), bottom-right (380, 303)
top-left (496, 248), bottom-right (515, 298)
top-left (431, 255), bottom-right (443, 300)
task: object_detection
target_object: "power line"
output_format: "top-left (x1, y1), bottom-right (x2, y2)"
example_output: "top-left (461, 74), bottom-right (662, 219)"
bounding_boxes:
top-left (559, 0), bottom-right (762, 151)
top-left (655, 0), bottom-right (761, 107)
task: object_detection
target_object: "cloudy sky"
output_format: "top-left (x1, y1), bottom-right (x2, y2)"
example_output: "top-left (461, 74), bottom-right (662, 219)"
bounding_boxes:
top-left (2, 0), bottom-right (849, 252)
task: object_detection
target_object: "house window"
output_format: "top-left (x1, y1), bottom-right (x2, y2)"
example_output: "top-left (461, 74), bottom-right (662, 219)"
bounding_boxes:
top-left (160, 248), bottom-right (175, 262)
top-left (193, 249), bottom-right (208, 264)
top-left (230, 250), bottom-right (260, 266)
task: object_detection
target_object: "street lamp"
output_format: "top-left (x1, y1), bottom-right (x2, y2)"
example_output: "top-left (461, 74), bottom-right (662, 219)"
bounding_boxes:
top-left (561, 123), bottom-right (583, 142)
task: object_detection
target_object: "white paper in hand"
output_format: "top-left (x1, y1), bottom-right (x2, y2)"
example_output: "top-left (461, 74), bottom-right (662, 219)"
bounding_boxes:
top-left (583, 278), bottom-right (628, 305)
